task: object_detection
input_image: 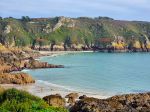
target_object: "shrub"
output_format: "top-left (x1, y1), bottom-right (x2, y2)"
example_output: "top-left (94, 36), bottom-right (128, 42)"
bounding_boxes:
top-left (0, 88), bottom-right (68, 112)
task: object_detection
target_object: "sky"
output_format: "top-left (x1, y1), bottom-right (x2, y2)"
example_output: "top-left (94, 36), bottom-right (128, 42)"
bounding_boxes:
top-left (0, 0), bottom-right (150, 21)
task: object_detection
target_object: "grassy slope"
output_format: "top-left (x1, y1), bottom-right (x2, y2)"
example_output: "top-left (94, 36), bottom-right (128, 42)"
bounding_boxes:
top-left (0, 17), bottom-right (150, 47)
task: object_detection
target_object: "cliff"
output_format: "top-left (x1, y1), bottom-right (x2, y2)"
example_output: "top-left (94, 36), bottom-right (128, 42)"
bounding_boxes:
top-left (1, 16), bottom-right (150, 51)
top-left (0, 44), bottom-right (64, 84)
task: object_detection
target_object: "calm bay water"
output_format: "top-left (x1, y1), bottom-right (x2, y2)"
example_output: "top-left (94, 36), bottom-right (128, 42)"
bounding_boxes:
top-left (26, 52), bottom-right (150, 97)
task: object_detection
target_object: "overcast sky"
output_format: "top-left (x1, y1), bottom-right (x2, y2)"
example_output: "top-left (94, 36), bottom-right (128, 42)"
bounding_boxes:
top-left (0, 0), bottom-right (150, 21)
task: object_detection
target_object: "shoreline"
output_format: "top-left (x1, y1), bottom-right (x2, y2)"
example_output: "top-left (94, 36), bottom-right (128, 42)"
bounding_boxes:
top-left (0, 50), bottom-right (109, 99)
top-left (1, 50), bottom-right (150, 101)
top-left (38, 50), bottom-right (94, 57)
top-left (0, 80), bottom-right (109, 99)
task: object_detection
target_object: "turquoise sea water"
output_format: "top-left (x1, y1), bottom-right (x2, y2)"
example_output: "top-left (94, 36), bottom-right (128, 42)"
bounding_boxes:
top-left (26, 52), bottom-right (150, 97)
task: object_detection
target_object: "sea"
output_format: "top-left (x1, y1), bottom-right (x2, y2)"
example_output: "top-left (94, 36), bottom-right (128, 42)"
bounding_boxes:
top-left (24, 52), bottom-right (150, 98)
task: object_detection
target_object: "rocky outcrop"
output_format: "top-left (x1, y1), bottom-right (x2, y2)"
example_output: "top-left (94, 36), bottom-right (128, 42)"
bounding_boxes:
top-left (0, 65), bottom-right (12, 73)
top-left (43, 24), bottom-right (53, 33)
top-left (0, 47), bottom-right (42, 73)
top-left (0, 46), bottom-right (66, 86)
top-left (0, 72), bottom-right (35, 84)
top-left (43, 94), bottom-right (66, 107)
top-left (79, 95), bottom-right (87, 99)
top-left (0, 50), bottom-right (20, 65)
top-left (65, 93), bottom-right (79, 105)
top-left (4, 25), bottom-right (11, 34)
top-left (70, 93), bottom-right (150, 112)
top-left (24, 58), bottom-right (64, 69)
top-left (53, 16), bottom-right (76, 31)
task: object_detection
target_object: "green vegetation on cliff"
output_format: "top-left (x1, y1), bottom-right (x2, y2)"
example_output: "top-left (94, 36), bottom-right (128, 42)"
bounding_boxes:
top-left (0, 16), bottom-right (150, 49)
top-left (0, 88), bottom-right (68, 112)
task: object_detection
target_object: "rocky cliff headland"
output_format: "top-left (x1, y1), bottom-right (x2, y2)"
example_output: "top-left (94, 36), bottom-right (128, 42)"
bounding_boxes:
top-left (0, 45), bottom-right (64, 84)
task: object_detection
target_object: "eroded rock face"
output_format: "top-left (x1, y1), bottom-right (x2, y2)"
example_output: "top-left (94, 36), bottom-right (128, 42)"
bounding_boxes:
top-left (24, 58), bottom-right (64, 69)
top-left (0, 48), bottom-right (37, 73)
top-left (0, 72), bottom-right (35, 84)
top-left (53, 16), bottom-right (76, 31)
top-left (0, 65), bottom-right (12, 73)
top-left (65, 93), bottom-right (79, 105)
top-left (4, 25), bottom-right (11, 34)
top-left (43, 94), bottom-right (66, 107)
top-left (70, 93), bottom-right (150, 112)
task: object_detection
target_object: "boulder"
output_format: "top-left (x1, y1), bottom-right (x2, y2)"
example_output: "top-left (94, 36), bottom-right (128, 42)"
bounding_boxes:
top-left (43, 94), bottom-right (66, 107)
top-left (0, 72), bottom-right (35, 84)
top-left (65, 93), bottom-right (79, 105)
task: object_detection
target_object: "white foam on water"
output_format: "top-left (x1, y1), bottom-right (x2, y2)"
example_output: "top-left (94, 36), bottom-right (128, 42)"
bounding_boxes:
top-left (37, 80), bottom-right (75, 91)
top-left (36, 80), bottom-right (110, 99)
top-left (21, 69), bottom-right (30, 72)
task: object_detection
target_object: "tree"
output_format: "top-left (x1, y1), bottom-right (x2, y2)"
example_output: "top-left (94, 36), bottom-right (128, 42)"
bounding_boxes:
top-left (31, 39), bottom-right (36, 49)
top-left (38, 38), bottom-right (44, 51)
top-left (50, 40), bottom-right (56, 51)
top-left (64, 36), bottom-right (72, 50)
top-left (84, 38), bottom-right (90, 48)
top-left (21, 16), bottom-right (31, 22)
top-left (139, 34), bottom-right (145, 51)
top-left (0, 16), bottom-right (2, 20)
top-left (128, 41), bottom-right (134, 50)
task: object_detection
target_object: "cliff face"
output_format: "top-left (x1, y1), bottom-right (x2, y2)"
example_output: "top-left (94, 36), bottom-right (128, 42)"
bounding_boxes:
top-left (0, 44), bottom-right (64, 84)
top-left (0, 16), bottom-right (150, 51)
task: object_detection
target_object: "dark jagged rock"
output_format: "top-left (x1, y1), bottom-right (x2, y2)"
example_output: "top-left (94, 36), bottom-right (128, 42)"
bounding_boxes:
top-left (70, 93), bottom-right (150, 112)
top-left (43, 94), bottom-right (66, 107)
top-left (79, 95), bottom-right (87, 99)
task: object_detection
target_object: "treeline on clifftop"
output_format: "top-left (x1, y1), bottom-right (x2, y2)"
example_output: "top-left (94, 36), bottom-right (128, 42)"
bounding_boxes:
top-left (1, 16), bottom-right (150, 51)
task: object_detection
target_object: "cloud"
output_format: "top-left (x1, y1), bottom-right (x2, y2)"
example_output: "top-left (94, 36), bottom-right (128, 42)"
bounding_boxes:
top-left (0, 0), bottom-right (150, 21)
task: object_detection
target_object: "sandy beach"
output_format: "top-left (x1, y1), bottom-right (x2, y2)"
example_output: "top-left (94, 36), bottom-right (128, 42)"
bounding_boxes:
top-left (0, 50), bottom-right (109, 99)
top-left (0, 80), bottom-right (108, 99)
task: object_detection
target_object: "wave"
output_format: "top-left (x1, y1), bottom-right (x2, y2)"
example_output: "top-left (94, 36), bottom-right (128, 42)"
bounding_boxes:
top-left (39, 51), bottom-right (93, 60)
top-left (36, 80), bottom-right (110, 99)
top-left (50, 53), bottom-right (67, 57)
top-left (35, 58), bottom-right (40, 61)
top-left (21, 69), bottom-right (30, 72)
top-left (36, 80), bottom-right (75, 91)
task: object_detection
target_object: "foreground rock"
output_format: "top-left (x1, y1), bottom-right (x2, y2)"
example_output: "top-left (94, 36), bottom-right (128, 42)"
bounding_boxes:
top-left (0, 47), bottom-right (41, 73)
top-left (79, 95), bottom-right (87, 99)
top-left (24, 58), bottom-right (64, 69)
top-left (0, 72), bottom-right (35, 84)
top-left (70, 92), bottom-right (150, 112)
top-left (43, 94), bottom-right (66, 107)
top-left (65, 93), bottom-right (79, 105)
